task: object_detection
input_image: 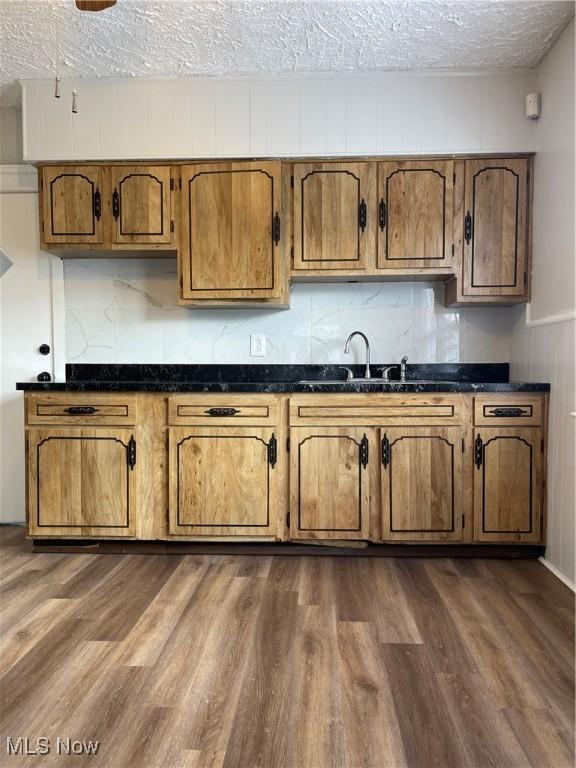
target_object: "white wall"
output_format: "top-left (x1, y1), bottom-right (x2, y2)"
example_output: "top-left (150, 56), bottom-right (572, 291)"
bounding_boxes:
top-left (63, 259), bottom-right (514, 365)
top-left (21, 70), bottom-right (537, 161)
top-left (0, 167), bottom-right (62, 523)
top-left (511, 19), bottom-right (576, 587)
top-left (0, 107), bottom-right (23, 164)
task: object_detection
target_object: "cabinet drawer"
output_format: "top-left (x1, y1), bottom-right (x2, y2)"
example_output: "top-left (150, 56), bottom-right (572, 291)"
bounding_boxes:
top-left (474, 395), bottom-right (542, 426)
top-left (26, 394), bottom-right (137, 426)
top-left (289, 395), bottom-right (464, 426)
top-left (169, 395), bottom-right (279, 425)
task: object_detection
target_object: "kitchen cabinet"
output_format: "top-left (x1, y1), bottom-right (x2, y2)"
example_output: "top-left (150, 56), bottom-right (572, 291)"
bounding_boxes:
top-left (289, 427), bottom-right (370, 539)
top-left (22, 388), bottom-right (547, 547)
top-left (292, 162), bottom-right (376, 273)
top-left (39, 164), bottom-right (177, 252)
top-left (446, 157), bottom-right (530, 305)
top-left (109, 165), bottom-right (173, 245)
top-left (380, 426), bottom-right (464, 541)
top-left (27, 427), bottom-right (137, 537)
top-left (179, 161), bottom-right (284, 302)
top-left (377, 160), bottom-right (455, 270)
top-left (168, 427), bottom-right (280, 536)
top-left (473, 427), bottom-right (543, 543)
top-left (40, 165), bottom-right (104, 245)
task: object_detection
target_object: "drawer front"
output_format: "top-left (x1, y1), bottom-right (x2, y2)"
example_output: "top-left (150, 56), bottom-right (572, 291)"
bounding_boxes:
top-left (289, 395), bottom-right (465, 426)
top-left (169, 395), bottom-right (279, 426)
top-left (26, 394), bottom-right (137, 426)
top-left (474, 395), bottom-right (542, 426)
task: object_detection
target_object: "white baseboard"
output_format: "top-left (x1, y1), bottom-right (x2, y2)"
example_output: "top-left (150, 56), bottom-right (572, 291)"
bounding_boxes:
top-left (538, 556), bottom-right (576, 592)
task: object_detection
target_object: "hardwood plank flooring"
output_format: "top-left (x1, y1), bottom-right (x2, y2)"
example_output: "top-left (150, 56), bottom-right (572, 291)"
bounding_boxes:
top-left (0, 526), bottom-right (573, 768)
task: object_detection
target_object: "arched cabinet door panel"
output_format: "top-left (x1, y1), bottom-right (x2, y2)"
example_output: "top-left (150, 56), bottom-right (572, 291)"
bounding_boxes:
top-left (461, 159), bottom-right (529, 297)
top-left (377, 160), bottom-right (455, 269)
top-left (27, 428), bottom-right (137, 537)
top-left (179, 162), bottom-right (283, 300)
top-left (293, 162), bottom-right (376, 272)
top-left (168, 427), bottom-right (280, 537)
top-left (41, 166), bottom-right (103, 244)
top-left (473, 428), bottom-right (543, 543)
top-left (289, 427), bottom-right (370, 540)
top-left (110, 166), bottom-right (172, 244)
top-left (380, 427), bottom-right (464, 541)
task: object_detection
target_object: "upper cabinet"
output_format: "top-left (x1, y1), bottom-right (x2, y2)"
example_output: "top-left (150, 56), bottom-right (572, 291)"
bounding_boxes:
top-left (110, 166), bottom-right (172, 245)
top-left (446, 157), bottom-right (530, 305)
top-left (292, 162), bottom-right (376, 272)
top-left (37, 156), bottom-right (532, 307)
top-left (179, 161), bottom-right (285, 302)
top-left (41, 166), bottom-right (103, 245)
top-left (39, 164), bottom-right (177, 252)
top-left (377, 160), bottom-right (455, 270)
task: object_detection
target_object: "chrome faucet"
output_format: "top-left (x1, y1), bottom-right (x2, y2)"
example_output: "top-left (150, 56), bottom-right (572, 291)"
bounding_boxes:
top-left (400, 355), bottom-right (408, 382)
top-left (344, 331), bottom-right (371, 379)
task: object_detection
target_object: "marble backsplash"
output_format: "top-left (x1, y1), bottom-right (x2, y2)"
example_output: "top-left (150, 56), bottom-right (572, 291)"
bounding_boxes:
top-left (63, 259), bottom-right (516, 365)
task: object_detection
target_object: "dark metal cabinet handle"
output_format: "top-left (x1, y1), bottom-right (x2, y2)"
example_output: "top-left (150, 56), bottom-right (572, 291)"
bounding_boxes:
top-left (464, 210), bottom-right (472, 244)
top-left (127, 435), bottom-right (136, 470)
top-left (64, 406), bottom-right (98, 415)
top-left (378, 199), bottom-right (387, 231)
top-left (358, 199), bottom-right (367, 232)
top-left (93, 189), bottom-right (101, 220)
top-left (204, 407), bottom-right (240, 417)
top-left (112, 189), bottom-right (120, 220)
top-left (273, 212), bottom-right (281, 246)
top-left (360, 434), bottom-right (369, 468)
top-left (381, 434), bottom-right (390, 468)
top-left (268, 433), bottom-right (277, 467)
top-left (488, 407), bottom-right (528, 417)
top-left (475, 434), bottom-right (483, 469)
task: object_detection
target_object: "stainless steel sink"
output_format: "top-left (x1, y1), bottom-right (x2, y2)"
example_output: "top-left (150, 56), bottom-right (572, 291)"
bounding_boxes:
top-left (297, 378), bottom-right (455, 385)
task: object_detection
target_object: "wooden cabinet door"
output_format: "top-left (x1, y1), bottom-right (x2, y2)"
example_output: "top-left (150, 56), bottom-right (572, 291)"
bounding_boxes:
top-left (461, 158), bottom-right (529, 297)
top-left (169, 427), bottom-right (279, 536)
top-left (41, 166), bottom-right (103, 244)
top-left (110, 166), bottom-right (172, 245)
top-left (293, 162), bottom-right (376, 271)
top-left (473, 428), bottom-right (542, 543)
top-left (380, 427), bottom-right (464, 541)
top-left (180, 162), bottom-right (282, 300)
top-left (28, 428), bottom-right (136, 537)
top-left (290, 427), bottom-right (370, 539)
top-left (377, 160), bottom-right (454, 269)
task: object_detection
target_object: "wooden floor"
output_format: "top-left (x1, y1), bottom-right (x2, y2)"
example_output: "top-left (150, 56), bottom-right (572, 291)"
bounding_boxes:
top-left (0, 526), bottom-right (573, 768)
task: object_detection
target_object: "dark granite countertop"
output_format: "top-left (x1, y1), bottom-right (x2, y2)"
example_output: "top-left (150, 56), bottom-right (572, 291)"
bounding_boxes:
top-left (16, 363), bottom-right (550, 393)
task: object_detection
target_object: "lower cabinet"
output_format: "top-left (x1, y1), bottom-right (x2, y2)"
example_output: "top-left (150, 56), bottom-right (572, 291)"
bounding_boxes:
top-left (473, 427), bottom-right (543, 543)
top-left (289, 427), bottom-right (370, 540)
top-left (380, 427), bottom-right (464, 541)
top-left (168, 427), bottom-right (280, 536)
top-left (27, 428), bottom-right (137, 537)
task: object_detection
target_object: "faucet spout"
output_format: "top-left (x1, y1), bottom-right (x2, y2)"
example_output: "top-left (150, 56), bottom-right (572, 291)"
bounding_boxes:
top-left (344, 331), bottom-right (371, 379)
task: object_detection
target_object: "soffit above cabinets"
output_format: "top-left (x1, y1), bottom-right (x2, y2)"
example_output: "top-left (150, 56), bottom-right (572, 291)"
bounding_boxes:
top-left (1, 0), bottom-right (574, 108)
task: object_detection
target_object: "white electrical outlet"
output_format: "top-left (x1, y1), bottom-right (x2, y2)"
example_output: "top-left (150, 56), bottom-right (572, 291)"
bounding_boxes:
top-left (250, 334), bottom-right (266, 357)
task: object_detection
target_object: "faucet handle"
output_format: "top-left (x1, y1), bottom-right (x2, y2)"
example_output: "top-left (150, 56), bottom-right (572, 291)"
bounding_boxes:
top-left (377, 365), bottom-right (396, 382)
top-left (338, 366), bottom-right (354, 381)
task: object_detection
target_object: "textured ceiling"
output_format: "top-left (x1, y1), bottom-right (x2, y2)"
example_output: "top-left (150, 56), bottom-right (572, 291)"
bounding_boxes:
top-left (0, 0), bottom-right (574, 106)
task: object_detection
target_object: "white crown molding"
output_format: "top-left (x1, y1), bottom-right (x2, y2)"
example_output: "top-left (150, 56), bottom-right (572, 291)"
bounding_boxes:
top-left (0, 164), bottom-right (37, 194)
top-left (539, 556), bottom-right (576, 592)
